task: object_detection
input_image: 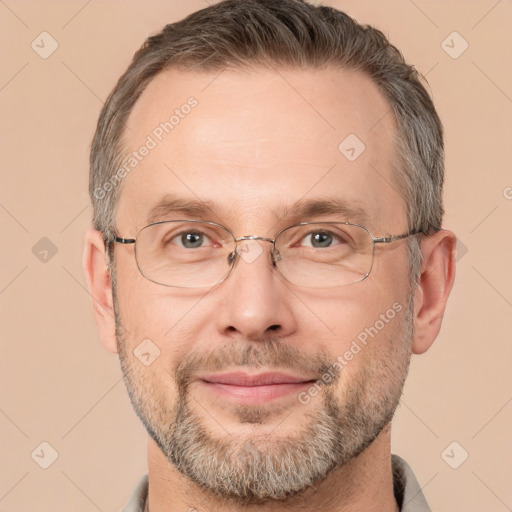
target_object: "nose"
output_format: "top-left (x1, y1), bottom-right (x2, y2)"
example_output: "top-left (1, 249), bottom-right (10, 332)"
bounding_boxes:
top-left (215, 239), bottom-right (297, 341)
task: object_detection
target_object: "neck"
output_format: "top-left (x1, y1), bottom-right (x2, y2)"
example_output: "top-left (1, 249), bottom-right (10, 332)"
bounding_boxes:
top-left (145, 425), bottom-right (399, 512)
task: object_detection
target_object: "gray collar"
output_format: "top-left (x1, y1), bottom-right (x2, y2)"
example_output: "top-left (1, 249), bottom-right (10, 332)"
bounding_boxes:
top-left (392, 454), bottom-right (431, 512)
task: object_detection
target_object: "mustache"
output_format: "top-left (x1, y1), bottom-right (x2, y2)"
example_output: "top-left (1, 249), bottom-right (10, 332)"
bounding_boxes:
top-left (174, 338), bottom-right (339, 390)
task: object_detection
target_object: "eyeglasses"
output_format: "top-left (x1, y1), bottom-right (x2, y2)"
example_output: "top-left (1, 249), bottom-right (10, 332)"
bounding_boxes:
top-left (107, 220), bottom-right (425, 289)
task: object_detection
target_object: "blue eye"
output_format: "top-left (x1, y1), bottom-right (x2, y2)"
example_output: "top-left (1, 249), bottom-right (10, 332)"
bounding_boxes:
top-left (301, 231), bottom-right (342, 248)
top-left (179, 231), bottom-right (205, 248)
top-left (169, 230), bottom-right (214, 249)
top-left (159, 222), bottom-right (228, 251)
top-left (310, 232), bottom-right (333, 247)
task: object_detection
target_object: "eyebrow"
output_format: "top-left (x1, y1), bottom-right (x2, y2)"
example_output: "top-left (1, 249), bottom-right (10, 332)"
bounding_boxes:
top-left (145, 194), bottom-right (370, 227)
top-left (287, 198), bottom-right (370, 225)
top-left (146, 195), bottom-right (216, 224)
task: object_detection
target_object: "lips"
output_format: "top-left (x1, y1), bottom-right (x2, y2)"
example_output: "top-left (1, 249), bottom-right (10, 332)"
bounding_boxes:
top-left (197, 372), bottom-right (317, 403)
top-left (200, 371), bottom-right (314, 386)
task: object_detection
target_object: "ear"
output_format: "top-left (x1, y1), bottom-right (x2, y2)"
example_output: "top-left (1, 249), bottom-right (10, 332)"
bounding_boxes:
top-left (412, 229), bottom-right (456, 355)
top-left (83, 229), bottom-right (118, 354)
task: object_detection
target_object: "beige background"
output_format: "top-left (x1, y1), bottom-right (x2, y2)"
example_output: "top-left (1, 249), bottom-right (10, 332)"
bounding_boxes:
top-left (1, 0), bottom-right (511, 510)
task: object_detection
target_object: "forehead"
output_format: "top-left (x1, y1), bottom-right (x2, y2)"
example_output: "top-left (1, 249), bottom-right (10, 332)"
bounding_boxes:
top-left (117, 66), bottom-right (404, 234)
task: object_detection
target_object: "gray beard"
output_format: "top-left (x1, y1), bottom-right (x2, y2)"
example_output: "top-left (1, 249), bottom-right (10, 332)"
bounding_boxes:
top-left (115, 295), bottom-right (414, 505)
top-left (163, 380), bottom-right (384, 503)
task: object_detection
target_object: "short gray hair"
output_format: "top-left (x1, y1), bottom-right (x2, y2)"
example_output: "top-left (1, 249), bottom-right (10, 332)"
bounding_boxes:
top-left (90, 0), bottom-right (444, 283)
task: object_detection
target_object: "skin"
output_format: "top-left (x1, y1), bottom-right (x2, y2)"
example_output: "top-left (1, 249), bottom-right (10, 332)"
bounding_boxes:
top-left (84, 66), bottom-right (456, 512)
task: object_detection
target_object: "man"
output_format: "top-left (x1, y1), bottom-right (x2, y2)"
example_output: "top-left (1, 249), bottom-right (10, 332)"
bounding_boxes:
top-left (83, 1), bottom-right (456, 510)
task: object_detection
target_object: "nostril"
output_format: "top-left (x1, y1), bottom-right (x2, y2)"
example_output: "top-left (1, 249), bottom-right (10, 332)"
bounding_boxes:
top-left (268, 324), bottom-right (280, 331)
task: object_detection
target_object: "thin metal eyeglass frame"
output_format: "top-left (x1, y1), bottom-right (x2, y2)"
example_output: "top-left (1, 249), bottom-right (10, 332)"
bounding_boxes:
top-left (106, 220), bottom-right (430, 288)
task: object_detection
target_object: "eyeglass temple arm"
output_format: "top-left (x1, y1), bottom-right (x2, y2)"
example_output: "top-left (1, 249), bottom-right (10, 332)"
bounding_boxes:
top-left (373, 227), bottom-right (441, 244)
top-left (103, 236), bottom-right (136, 245)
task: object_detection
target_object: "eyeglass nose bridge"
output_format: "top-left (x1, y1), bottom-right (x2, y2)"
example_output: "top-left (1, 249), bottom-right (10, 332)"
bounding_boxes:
top-left (229, 235), bottom-right (282, 266)
top-left (235, 235), bottom-right (275, 243)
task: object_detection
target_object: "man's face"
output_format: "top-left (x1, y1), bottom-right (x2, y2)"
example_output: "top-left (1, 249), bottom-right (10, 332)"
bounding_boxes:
top-left (113, 67), bottom-right (414, 502)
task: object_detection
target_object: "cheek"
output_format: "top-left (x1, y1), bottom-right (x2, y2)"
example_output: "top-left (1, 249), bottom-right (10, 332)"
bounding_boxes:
top-left (300, 275), bottom-right (405, 335)
top-left (297, 272), bottom-right (409, 373)
top-left (114, 258), bottom-right (214, 366)
top-left (370, 243), bottom-right (412, 295)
